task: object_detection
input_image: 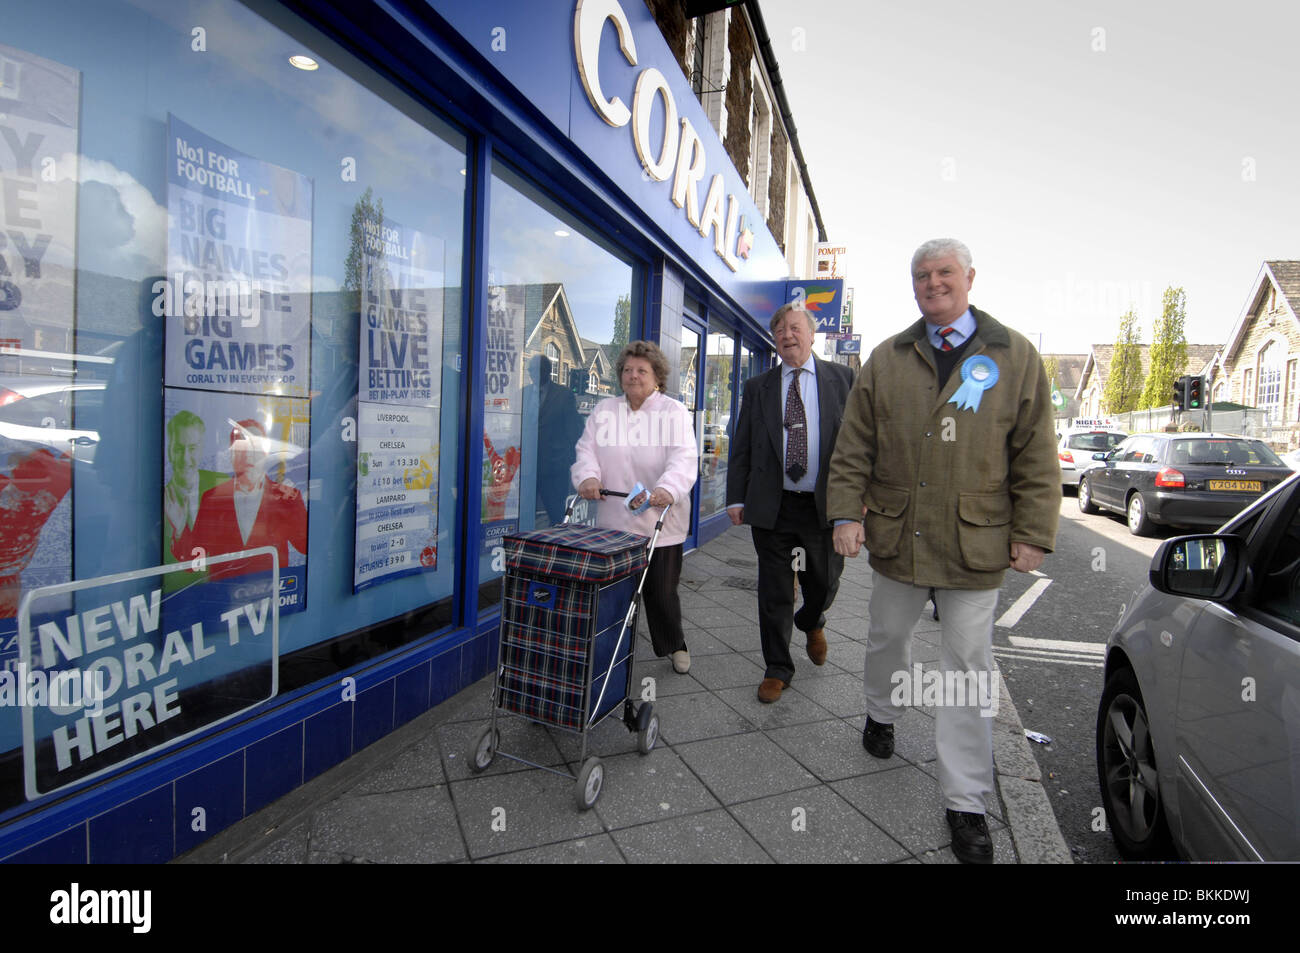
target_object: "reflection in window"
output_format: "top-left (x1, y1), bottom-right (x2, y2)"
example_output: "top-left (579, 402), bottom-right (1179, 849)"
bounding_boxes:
top-left (481, 164), bottom-right (635, 596)
top-left (701, 325), bottom-right (734, 518)
top-left (0, 0), bottom-right (468, 811)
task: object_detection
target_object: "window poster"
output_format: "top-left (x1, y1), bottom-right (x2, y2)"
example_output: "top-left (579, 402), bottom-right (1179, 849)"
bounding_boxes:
top-left (0, 44), bottom-right (81, 670)
top-left (353, 213), bottom-right (444, 591)
top-left (162, 390), bottom-right (310, 614)
top-left (482, 281), bottom-right (524, 557)
top-left (163, 114), bottom-right (313, 397)
top-left (162, 115), bottom-right (313, 613)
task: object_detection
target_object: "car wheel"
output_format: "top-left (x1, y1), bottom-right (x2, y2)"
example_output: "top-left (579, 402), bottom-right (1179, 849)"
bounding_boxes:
top-left (1078, 476), bottom-right (1100, 515)
top-left (1096, 666), bottom-right (1174, 859)
top-left (1126, 492), bottom-right (1154, 536)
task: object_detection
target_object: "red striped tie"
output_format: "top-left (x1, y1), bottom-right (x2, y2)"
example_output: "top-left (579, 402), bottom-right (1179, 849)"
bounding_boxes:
top-left (939, 326), bottom-right (957, 351)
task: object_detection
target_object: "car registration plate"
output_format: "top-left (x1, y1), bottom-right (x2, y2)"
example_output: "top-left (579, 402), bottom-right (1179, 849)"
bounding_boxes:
top-left (1208, 480), bottom-right (1261, 492)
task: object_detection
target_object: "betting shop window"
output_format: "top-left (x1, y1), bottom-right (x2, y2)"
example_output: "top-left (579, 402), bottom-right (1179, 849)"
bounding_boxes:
top-left (480, 162), bottom-right (635, 601)
top-left (0, 0), bottom-right (466, 810)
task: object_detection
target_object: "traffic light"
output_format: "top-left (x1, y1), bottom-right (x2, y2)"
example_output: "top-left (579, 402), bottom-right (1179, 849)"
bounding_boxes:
top-left (1187, 375), bottom-right (1204, 410)
top-left (1173, 375), bottom-right (1189, 410)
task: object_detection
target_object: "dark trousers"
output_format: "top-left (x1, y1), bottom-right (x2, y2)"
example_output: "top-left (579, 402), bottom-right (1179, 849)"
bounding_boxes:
top-left (752, 492), bottom-right (844, 683)
top-left (641, 543), bottom-right (686, 657)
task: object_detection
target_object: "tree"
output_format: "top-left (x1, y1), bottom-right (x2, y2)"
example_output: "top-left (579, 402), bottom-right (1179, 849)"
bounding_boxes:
top-left (1102, 309), bottom-right (1144, 414)
top-left (344, 187), bottom-right (384, 310)
top-left (1139, 286), bottom-right (1188, 410)
top-left (611, 294), bottom-right (631, 351)
top-left (1042, 355), bottom-right (1058, 386)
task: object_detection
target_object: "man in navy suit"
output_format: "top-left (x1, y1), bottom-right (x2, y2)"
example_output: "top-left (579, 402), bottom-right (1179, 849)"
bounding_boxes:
top-left (727, 304), bottom-right (855, 702)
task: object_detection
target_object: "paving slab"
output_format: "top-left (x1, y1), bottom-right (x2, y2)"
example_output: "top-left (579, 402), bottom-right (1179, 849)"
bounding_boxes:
top-left (478, 833), bottom-right (626, 864)
top-left (591, 746), bottom-right (721, 829)
top-left (610, 809), bottom-right (773, 863)
top-left (351, 734), bottom-right (445, 795)
top-left (651, 689), bottom-right (754, 745)
top-left (449, 770), bottom-right (605, 859)
top-left (729, 786), bottom-right (910, 864)
top-left (831, 766), bottom-right (960, 856)
top-left (715, 684), bottom-right (837, 731)
top-left (310, 785), bottom-right (465, 864)
top-left (766, 718), bottom-right (898, 782)
top-left (675, 733), bottom-right (819, 805)
top-left (685, 650), bottom-right (766, 691)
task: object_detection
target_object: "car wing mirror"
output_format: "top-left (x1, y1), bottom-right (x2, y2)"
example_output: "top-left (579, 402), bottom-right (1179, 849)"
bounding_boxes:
top-left (1092, 452), bottom-right (1109, 461)
top-left (1149, 534), bottom-right (1246, 601)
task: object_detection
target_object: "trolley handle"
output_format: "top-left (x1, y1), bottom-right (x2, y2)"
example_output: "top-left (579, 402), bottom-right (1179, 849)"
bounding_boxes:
top-left (564, 484), bottom-right (668, 522)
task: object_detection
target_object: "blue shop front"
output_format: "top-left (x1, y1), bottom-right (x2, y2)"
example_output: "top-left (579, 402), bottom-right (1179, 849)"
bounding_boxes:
top-left (0, 0), bottom-right (793, 862)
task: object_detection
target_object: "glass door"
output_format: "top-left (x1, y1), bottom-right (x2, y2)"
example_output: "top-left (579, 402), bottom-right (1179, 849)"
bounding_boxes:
top-left (680, 318), bottom-right (705, 551)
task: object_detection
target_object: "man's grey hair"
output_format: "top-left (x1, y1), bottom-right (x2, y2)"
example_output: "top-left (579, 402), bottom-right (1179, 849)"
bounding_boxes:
top-left (911, 238), bottom-right (973, 275)
top-left (769, 303), bottom-right (817, 336)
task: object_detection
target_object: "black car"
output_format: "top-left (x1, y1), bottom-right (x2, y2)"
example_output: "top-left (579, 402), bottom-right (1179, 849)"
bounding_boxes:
top-left (1078, 432), bottom-right (1292, 536)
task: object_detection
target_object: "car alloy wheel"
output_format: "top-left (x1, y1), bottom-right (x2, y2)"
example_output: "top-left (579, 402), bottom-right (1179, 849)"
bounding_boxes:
top-left (1127, 492), bottom-right (1153, 536)
top-left (1078, 476), bottom-right (1099, 515)
top-left (1096, 667), bottom-right (1173, 859)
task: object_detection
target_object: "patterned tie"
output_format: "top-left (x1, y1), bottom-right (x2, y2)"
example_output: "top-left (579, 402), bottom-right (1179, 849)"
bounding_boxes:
top-left (784, 368), bottom-right (807, 482)
top-left (939, 326), bottom-right (958, 351)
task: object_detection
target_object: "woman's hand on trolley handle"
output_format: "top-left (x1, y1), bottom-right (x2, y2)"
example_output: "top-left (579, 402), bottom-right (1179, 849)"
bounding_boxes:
top-left (630, 486), bottom-right (674, 509)
top-left (578, 477), bottom-right (602, 501)
top-left (646, 486), bottom-right (674, 508)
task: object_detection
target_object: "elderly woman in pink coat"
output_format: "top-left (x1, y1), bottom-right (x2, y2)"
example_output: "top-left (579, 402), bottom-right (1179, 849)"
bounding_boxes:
top-left (573, 340), bottom-right (699, 674)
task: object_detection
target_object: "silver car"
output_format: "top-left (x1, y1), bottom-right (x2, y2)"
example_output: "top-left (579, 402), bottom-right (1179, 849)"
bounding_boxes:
top-left (1058, 427), bottom-right (1126, 488)
top-left (1097, 471), bottom-right (1300, 859)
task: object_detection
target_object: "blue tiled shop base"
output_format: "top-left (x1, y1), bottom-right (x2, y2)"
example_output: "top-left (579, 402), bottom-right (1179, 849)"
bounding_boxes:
top-left (0, 629), bottom-right (493, 864)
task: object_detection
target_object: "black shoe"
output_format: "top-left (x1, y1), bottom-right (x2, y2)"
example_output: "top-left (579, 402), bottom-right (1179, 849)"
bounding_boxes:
top-left (946, 810), bottom-right (993, 865)
top-left (861, 717), bottom-right (894, 759)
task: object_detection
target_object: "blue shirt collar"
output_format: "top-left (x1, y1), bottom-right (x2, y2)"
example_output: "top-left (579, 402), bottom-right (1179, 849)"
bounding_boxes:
top-left (926, 309), bottom-right (976, 350)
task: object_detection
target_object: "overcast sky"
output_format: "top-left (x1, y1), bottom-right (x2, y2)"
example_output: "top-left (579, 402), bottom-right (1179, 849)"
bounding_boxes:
top-left (762, 0), bottom-right (1300, 357)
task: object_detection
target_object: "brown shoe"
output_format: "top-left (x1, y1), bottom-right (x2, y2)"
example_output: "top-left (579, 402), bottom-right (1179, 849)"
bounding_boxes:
top-left (757, 677), bottom-right (789, 703)
top-left (806, 628), bottom-right (827, 666)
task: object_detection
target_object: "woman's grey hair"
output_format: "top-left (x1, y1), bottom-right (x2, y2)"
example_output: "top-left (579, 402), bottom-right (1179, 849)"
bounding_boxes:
top-left (616, 339), bottom-right (669, 391)
top-left (911, 238), bottom-right (973, 275)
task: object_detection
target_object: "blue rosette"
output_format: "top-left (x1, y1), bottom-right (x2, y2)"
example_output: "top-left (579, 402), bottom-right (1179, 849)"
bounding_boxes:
top-left (948, 355), bottom-right (999, 413)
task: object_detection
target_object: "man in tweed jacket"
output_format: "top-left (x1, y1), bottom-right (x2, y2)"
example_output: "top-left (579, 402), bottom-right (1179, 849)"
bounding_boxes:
top-left (827, 238), bottom-right (1059, 864)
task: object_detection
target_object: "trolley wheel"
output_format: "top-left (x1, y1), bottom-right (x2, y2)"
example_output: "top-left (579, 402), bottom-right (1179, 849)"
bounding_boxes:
top-left (575, 756), bottom-right (604, 810)
top-left (470, 725), bottom-right (498, 773)
top-left (636, 703), bottom-right (659, 755)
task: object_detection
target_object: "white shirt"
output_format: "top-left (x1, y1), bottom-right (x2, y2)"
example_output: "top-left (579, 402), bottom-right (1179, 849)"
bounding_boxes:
top-left (233, 475), bottom-right (266, 545)
top-left (781, 354), bottom-right (820, 493)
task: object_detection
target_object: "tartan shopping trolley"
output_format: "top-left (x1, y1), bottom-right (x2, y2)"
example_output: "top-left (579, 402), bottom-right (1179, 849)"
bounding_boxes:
top-left (468, 490), bottom-right (667, 810)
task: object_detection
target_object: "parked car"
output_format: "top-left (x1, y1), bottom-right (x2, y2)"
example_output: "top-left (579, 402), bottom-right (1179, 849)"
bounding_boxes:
top-left (0, 377), bottom-right (104, 464)
top-left (1057, 423), bottom-right (1127, 489)
top-left (1077, 432), bottom-right (1292, 535)
top-left (1096, 472), bottom-right (1300, 859)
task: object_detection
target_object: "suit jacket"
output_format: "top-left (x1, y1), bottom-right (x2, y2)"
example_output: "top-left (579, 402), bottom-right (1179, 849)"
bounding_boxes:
top-left (726, 354), bottom-right (856, 529)
top-left (176, 477), bottom-right (308, 578)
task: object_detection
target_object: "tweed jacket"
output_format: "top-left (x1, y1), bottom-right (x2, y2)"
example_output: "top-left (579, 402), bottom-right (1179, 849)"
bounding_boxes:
top-left (826, 306), bottom-right (1059, 590)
